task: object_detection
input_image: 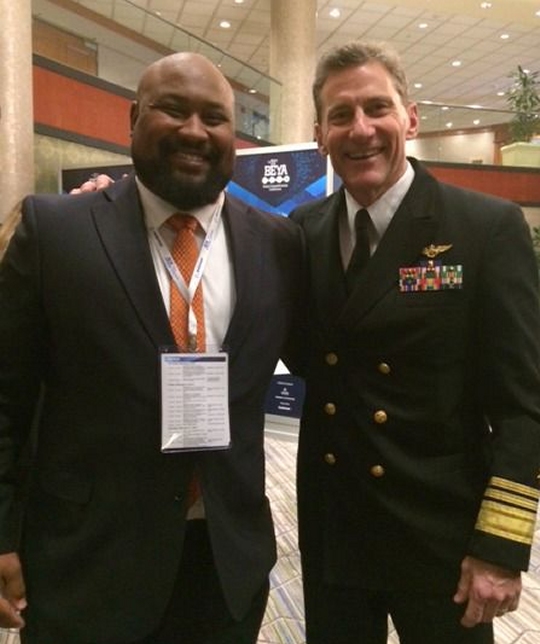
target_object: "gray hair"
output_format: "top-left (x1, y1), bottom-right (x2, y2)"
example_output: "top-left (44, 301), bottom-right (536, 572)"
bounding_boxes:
top-left (313, 41), bottom-right (409, 121)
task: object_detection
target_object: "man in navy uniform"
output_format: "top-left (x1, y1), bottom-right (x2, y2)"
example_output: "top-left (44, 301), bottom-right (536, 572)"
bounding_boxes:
top-left (289, 40), bottom-right (540, 644)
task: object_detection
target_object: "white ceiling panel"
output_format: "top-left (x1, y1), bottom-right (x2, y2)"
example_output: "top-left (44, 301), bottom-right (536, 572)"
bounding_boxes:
top-left (33, 0), bottom-right (540, 134)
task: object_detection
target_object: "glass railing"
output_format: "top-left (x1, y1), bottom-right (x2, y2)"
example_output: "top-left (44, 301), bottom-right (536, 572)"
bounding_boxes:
top-left (407, 101), bottom-right (517, 164)
top-left (32, 0), bottom-right (281, 144)
top-left (417, 101), bottom-right (512, 133)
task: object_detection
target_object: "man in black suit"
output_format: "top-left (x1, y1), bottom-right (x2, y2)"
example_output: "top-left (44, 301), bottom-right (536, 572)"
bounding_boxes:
top-left (0, 52), bottom-right (303, 643)
top-left (288, 41), bottom-right (540, 644)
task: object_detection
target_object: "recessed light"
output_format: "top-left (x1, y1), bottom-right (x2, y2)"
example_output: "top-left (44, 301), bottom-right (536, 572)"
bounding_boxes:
top-left (452, 60), bottom-right (462, 67)
top-left (500, 33), bottom-right (510, 39)
top-left (421, 115), bottom-right (428, 120)
top-left (220, 20), bottom-right (231, 28)
top-left (248, 89), bottom-right (257, 94)
top-left (418, 23), bottom-right (428, 29)
top-left (234, 0), bottom-right (244, 3)
top-left (441, 106), bottom-right (450, 111)
top-left (497, 90), bottom-right (505, 96)
top-left (445, 122), bottom-right (453, 128)
top-left (536, 10), bottom-right (540, 17)
top-left (414, 82), bottom-right (423, 89)
top-left (329, 8), bottom-right (341, 18)
top-left (473, 119), bottom-right (481, 125)
top-left (480, 2), bottom-right (492, 8)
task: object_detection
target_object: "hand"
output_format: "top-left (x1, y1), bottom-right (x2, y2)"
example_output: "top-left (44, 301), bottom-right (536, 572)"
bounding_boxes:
top-left (70, 173), bottom-right (116, 194)
top-left (0, 552), bottom-right (26, 629)
top-left (453, 555), bottom-right (521, 627)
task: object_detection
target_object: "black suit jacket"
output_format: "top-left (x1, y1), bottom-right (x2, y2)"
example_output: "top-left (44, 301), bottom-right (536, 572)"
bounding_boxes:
top-left (289, 159), bottom-right (540, 592)
top-left (0, 176), bottom-right (304, 641)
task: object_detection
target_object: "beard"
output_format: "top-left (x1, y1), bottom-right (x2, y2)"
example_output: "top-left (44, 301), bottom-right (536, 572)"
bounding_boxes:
top-left (132, 139), bottom-right (234, 210)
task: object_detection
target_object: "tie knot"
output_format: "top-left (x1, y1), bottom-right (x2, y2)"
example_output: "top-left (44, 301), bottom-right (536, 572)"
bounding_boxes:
top-left (168, 213), bottom-right (199, 234)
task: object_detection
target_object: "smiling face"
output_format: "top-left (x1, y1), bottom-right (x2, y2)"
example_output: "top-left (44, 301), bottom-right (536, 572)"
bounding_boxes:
top-left (130, 53), bottom-right (236, 210)
top-left (315, 61), bottom-right (418, 207)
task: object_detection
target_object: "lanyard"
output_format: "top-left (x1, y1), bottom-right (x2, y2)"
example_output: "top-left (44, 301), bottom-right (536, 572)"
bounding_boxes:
top-left (151, 203), bottom-right (221, 341)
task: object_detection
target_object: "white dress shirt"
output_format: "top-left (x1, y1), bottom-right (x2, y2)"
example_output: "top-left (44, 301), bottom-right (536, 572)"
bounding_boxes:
top-left (136, 178), bottom-right (236, 352)
top-left (340, 161), bottom-right (415, 269)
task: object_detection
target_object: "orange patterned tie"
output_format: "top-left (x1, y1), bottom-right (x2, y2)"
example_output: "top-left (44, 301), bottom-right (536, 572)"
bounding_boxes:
top-left (167, 214), bottom-right (206, 353)
top-left (167, 213), bottom-right (205, 508)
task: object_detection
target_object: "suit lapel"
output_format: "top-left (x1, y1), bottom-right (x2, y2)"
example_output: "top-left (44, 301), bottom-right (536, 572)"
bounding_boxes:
top-left (91, 176), bottom-right (174, 348)
top-left (338, 163), bottom-right (441, 331)
top-left (220, 195), bottom-right (260, 361)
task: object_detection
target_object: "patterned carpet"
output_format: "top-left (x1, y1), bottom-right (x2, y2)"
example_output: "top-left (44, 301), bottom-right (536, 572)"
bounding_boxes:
top-left (260, 428), bottom-right (540, 644)
top-left (1, 428), bottom-right (539, 643)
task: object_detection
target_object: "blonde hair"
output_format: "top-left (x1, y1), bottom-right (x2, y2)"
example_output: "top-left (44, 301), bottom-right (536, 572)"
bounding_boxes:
top-left (0, 201), bottom-right (23, 259)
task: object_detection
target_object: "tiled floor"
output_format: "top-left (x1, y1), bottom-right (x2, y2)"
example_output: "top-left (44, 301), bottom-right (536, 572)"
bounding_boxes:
top-left (1, 429), bottom-right (539, 644)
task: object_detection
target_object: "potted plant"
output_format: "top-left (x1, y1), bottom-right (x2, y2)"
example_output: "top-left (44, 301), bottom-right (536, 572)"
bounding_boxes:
top-left (501, 65), bottom-right (540, 167)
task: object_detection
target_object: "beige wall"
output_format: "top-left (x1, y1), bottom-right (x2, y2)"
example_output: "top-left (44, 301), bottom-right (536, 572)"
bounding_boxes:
top-left (34, 134), bottom-right (131, 194)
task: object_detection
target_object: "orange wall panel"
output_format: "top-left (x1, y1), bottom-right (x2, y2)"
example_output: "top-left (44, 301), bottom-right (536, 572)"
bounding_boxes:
top-left (33, 66), bottom-right (132, 148)
top-left (425, 163), bottom-right (540, 207)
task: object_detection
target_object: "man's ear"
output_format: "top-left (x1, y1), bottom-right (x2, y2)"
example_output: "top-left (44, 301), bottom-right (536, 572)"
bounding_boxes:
top-left (129, 101), bottom-right (139, 134)
top-left (314, 123), bottom-right (328, 155)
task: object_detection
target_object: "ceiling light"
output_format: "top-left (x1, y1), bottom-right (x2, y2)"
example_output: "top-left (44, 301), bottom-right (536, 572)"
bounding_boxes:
top-left (418, 22), bottom-right (428, 29)
top-left (220, 20), bottom-right (231, 28)
top-left (414, 82), bottom-right (423, 89)
top-left (452, 60), bottom-right (462, 67)
top-left (536, 10), bottom-right (540, 16)
top-left (497, 90), bottom-right (505, 96)
top-left (473, 119), bottom-right (481, 125)
top-left (441, 106), bottom-right (450, 111)
top-left (445, 122), bottom-right (453, 128)
top-left (500, 33), bottom-right (510, 39)
top-left (248, 89), bottom-right (257, 94)
top-left (329, 8), bottom-right (341, 18)
top-left (234, 0), bottom-right (244, 3)
top-left (480, 2), bottom-right (492, 8)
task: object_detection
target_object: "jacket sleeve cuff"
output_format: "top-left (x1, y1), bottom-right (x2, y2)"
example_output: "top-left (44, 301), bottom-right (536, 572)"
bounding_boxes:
top-left (469, 476), bottom-right (539, 570)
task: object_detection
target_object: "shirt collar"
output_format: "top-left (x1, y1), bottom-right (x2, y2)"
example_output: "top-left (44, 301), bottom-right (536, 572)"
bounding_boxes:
top-left (136, 176), bottom-right (224, 233)
top-left (345, 160), bottom-right (415, 239)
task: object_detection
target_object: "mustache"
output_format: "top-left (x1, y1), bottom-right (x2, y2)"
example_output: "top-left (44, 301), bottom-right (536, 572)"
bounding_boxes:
top-left (159, 138), bottom-right (215, 161)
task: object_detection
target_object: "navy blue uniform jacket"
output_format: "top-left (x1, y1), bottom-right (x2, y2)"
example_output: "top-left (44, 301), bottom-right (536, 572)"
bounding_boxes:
top-left (289, 158), bottom-right (540, 593)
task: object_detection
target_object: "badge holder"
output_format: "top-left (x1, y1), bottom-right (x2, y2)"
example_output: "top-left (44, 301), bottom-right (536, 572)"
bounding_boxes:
top-left (160, 344), bottom-right (230, 453)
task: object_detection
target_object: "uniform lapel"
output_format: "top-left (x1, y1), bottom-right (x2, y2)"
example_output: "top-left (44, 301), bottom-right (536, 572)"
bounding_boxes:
top-left (91, 175), bottom-right (174, 348)
top-left (303, 191), bottom-right (349, 336)
top-left (338, 163), bottom-right (441, 331)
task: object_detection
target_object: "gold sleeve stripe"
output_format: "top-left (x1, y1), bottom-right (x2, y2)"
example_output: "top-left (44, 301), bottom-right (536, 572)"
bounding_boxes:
top-left (490, 476), bottom-right (539, 500)
top-left (475, 500), bottom-right (536, 545)
top-left (485, 488), bottom-right (539, 512)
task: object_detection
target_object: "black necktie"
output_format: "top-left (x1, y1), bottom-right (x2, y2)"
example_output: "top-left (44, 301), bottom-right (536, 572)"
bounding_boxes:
top-left (346, 208), bottom-right (371, 292)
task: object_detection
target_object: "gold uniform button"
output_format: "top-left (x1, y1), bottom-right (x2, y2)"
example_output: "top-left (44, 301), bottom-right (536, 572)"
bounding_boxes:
top-left (378, 362), bottom-right (391, 375)
top-left (373, 410), bottom-right (388, 424)
top-left (324, 403), bottom-right (337, 416)
top-left (324, 453), bottom-right (337, 466)
top-left (370, 465), bottom-right (385, 478)
top-left (325, 352), bottom-right (338, 366)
